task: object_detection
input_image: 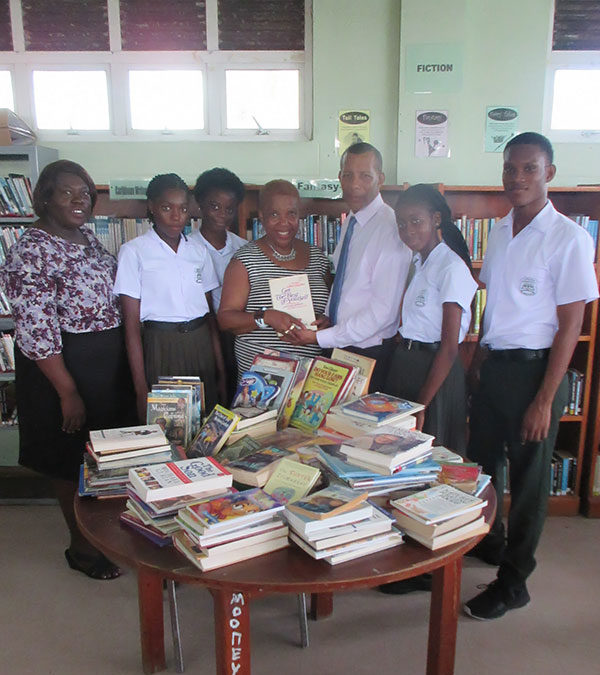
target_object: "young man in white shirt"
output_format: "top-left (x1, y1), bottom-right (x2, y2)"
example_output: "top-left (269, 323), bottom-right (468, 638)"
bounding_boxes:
top-left (288, 143), bottom-right (411, 391)
top-left (464, 132), bottom-right (599, 621)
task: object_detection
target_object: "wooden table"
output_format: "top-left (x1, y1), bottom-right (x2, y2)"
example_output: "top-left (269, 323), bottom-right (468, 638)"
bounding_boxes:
top-left (75, 489), bottom-right (495, 675)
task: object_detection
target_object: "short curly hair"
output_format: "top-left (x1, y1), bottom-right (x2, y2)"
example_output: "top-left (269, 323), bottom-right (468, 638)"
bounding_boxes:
top-left (146, 173), bottom-right (189, 201)
top-left (193, 167), bottom-right (245, 205)
top-left (33, 160), bottom-right (97, 218)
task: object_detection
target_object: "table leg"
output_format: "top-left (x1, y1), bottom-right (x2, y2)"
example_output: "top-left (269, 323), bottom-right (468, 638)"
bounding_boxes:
top-left (309, 592), bottom-right (333, 620)
top-left (427, 558), bottom-right (462, 675)
top-left (211, 589), bottom-right (251, 675)
top-left (138, 568), bottom-right (166, 674)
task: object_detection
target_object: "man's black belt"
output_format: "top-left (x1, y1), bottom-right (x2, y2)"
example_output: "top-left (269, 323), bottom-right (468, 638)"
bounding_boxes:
top-left (399, 338), bottom-right (441, 352)
top-left (143, 316), bottom-right (207, 333)
top-left (487, 347), bottom-right (550, 361)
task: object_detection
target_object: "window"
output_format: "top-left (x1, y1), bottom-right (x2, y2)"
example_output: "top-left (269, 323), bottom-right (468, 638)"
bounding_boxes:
top-left (129, 70), bottom-right (204, 131)
top-left (0, 0), bottom-right (311, 141)
top-left (32, 70), bottom-right (110, 131)
top-left (0, 70), bottom-right (14, 110)
top-left (544, 0), bottom-right (600, 141)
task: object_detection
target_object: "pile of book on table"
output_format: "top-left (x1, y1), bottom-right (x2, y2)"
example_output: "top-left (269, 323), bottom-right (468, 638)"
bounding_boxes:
top-left (390, 484), bottom-right (490, 550)
top-left (173, 488), bottom-right (289, 571)
top-left (120, 455), bottom-right (233, 546)
top-left (284, 485), bottom-right (403, 565)
top-left (79, 424), bottom-right (175, 498)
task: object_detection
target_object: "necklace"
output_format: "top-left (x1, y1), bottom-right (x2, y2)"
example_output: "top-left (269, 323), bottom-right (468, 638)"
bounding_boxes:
top-left (268, 243), bottom-right (296, 261)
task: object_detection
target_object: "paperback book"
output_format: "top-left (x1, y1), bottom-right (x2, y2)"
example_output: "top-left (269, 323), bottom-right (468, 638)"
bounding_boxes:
top-left (390, 484), bottom-right (486, 525)
top-left (226, 446), bottom-right (298, 487)
top-left (286, 484), bottom-right (368, 520)
top-left (335, 392), bottom-right (424, 425)
top-left (268, 273), bottom-right (316, 332)
top-left (187, 405), bottom-right (240, 458)
top-left (263, 457), bottom-right (321, 504)
top-left (89, 424), bottom-right (168, 455)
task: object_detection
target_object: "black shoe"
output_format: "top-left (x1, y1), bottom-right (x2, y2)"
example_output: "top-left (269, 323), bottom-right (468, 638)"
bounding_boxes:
top-left (465, 540), bottom-right (505, 566)
top-left (378, 574), bottom-right (432, 595)
top-left (463, 580), bottom-right (530, 620)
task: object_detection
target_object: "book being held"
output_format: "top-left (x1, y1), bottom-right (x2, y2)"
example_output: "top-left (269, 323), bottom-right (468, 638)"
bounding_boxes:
top-left (268, 273), bottom-right (316, 332)
top-left (128, 457), bottom-right (232, 503)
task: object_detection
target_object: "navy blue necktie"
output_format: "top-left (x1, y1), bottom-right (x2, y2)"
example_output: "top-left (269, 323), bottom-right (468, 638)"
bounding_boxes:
top-left (328, 215), bottom-right (356, 324)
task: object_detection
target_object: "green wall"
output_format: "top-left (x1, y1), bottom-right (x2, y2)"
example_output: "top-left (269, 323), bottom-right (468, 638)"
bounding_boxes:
top-left (45, 0), bottom-right (600, 188)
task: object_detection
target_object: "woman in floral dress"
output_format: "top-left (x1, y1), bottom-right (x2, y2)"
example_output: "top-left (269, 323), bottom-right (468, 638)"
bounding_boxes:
top-left (0, 160), bottom-right (135, 580)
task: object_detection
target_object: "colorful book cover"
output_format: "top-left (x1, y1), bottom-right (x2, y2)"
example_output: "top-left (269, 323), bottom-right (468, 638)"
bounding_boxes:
top-left (268, 273), bottom-right (316, 331)
top-left (227, 446), bottom-right (296, 474)
top-left (341, 426), bottom-right (434, 459)
top-left (128, 456), bottom-right (232, 502)
top-left (146, 393), bottom-right (191, 447)
top-left (290, 357), bottom-right (353, 432)
top-left (286, 485), bottom-right (368, 520)
top-left (263, 458), bottom-right (321, 504)
top-left (155, 377), bottom-right (204, 435)
top-left (185, 488), bottom-right (284, 529)
top-left (248, 364), bottom-right (295, 411)
top-left (337, 392), bottom-right (424, 424)
top-left (390, 484), bottom-right (485, 524)
top-left (231, 371), bottom-right (281, 409)
top-left (187, 405), bottom-right (240, 458)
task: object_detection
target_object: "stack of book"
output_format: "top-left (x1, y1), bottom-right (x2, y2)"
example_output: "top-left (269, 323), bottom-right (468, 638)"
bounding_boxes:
top-left (390, 484), bottom-right (489, 550)
top-left (322, 392), bottom-right (422, 438)
top-left (120, 456), bottom-right (233, 545)
top-left (284, 485), bottom-right (403, 565)
top-left (227, 407), bottom-right (278, 444)
top-left (79, 424), bottom-right (172, 497)
top-left (173, 488), bottom-right (288, 570)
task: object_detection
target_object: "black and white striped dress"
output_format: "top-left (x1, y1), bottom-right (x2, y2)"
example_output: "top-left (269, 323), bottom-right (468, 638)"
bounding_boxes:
top-left (233, 241), bottom-right (331, 375)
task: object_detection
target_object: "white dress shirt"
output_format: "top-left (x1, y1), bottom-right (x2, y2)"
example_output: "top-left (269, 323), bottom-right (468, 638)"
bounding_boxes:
top-left (192, 229), bottom-right (247, 311)
top-left (400, 242), bottom-right (478, 344)
top-left (114, 228), bottom-right (219, 322)
top-left (317, 193), bottom-right (412, 349)
top-left (480, 201), bottom-right (598, 350)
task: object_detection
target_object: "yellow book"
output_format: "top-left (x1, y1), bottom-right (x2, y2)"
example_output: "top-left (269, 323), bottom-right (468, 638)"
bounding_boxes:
top-left (263, 458), bottom-right (321, 504)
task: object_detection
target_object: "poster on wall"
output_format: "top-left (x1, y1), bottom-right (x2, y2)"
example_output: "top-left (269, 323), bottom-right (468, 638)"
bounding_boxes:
top-left (485, 106), bottom-right (519, 152)
top-left (337, 110), bottom-right (370, 156)
top-left (415, 110), bottom-right (449, 158)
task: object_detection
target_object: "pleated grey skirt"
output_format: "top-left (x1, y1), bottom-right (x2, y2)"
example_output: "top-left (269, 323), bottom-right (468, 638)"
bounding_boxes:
top-left (142, 322), bottom-right (217, 413)
top-left (383, 344), bottom-right (467, 454)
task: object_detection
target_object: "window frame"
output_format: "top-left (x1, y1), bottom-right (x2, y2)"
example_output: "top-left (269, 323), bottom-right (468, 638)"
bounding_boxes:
top-left (0, 0), bottom-right (312, 142)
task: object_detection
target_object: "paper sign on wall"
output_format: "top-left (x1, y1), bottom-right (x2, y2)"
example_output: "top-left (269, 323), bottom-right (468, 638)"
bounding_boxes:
top-left (405, 44), bottom-right (463, 94)
top-left (485, 106), bottom-right (519, 152)
top-left (109, 180), bottom-right (150, 200)
top-left (415, 111), bottom-right (450, 158)
top-left (293, 179), bottom-right (342, 200)
top-left (337, 110), bottom-right (370, 156)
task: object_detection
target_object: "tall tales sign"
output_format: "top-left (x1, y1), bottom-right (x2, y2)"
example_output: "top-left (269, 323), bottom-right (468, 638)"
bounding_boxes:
top-left (485, 106), bottom-right (519, 152)
top-left (338, 110), bottom-right (370, 156)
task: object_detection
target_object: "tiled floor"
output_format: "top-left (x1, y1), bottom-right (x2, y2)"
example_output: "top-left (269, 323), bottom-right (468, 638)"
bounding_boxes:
top-left (2, 504), bottom-right (599, 674)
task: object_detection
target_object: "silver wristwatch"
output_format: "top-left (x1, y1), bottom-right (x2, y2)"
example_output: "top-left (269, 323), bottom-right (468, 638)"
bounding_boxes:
top-left (254, 307), bottom-right (268, 329)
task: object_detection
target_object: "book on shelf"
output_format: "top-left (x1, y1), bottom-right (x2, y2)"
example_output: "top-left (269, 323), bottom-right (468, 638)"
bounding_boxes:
top-left (286, 484), bottom-right (368, 520)
top-left (187, 405), bottom-right (240, 458)
top-left (339, 426), bottom-right (434, 471)
top-left (0, 174), bottom-right (33, 217)
top-left (334, 392), bottom-right (424, 425)
top-left (89, 424), bottom-right (168, 456)
top-left (180, 488), bottom-right (285, 535)
top-left (289, 356), bottom-right (356, 432)
top-left (268, 273), bottom-right (317, 332)
top-left (263, 457), bottom-right (321, 504)
top-left (0, 332), bottom-right (14, 371)
top-left (226, 446), bottom-right (299, 487)
top-left (128, 456), bottom-right (232, 503)
top-left (173, 528), bottom-right (288, 572)
top-left (390, 484), bottom-right (486, 525)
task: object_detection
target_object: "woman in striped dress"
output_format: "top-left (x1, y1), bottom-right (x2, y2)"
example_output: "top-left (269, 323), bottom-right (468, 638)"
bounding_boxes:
top-left (218, 180), bottom-right (331, 377)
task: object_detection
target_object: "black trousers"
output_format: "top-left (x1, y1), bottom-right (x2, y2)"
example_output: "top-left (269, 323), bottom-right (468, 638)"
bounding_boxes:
top-left (344, 337), bottom-right (396, 393)
top-left (467, 355), bottom-right (568, 589)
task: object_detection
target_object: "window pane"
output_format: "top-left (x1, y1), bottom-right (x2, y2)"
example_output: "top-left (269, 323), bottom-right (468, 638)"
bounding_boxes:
top-left (33, 71), bottom-right (110, 130)
top-left (226, 70), bottom-right (299, 130)
top-left (0, 71), bottom-right (14, 110)
top-left (129, 71), bottom-right (204, 130)
top-left (551, 69), bottom-right (600, 130)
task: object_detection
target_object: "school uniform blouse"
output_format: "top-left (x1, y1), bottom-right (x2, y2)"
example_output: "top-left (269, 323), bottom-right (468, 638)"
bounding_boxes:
top-left (0, 227), bottom-right (121, 360)
top-left (114, 228), bottom-right (219, 322)
top-left (192, 230), bottom-right (247, 311)
top-left (400, 242), bottom-right (477, 344)
top-left (480, 202), bottom-right (598, 350)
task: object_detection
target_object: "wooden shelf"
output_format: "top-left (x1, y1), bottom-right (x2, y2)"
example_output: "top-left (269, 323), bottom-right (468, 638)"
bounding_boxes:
top-left (503, 493), bottom-right (580, 517)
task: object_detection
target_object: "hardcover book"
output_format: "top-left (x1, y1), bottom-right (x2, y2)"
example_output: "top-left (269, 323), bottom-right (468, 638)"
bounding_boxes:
top-left (187, 405), bottom-right (240, 458)
top-left (290, 357), bottom-right (355, 433)
top-left (336, 392), bottom-right (424, 424)
top-left (128, 456), bottom-right (232, 503)
top-left (89, 424), bottom-right (168, 455)
top-left (263, 458), bottom-right (321, 504)
top-left (268, 273), bottom-right (316, 331)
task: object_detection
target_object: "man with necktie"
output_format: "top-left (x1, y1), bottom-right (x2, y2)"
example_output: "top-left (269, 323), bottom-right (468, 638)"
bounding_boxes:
top-left (288, 143), bottom-right (411, 391)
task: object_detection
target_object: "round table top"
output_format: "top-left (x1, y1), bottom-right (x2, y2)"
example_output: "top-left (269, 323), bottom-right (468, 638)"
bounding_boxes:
top-left (75, 488), bottom-right (495, 594)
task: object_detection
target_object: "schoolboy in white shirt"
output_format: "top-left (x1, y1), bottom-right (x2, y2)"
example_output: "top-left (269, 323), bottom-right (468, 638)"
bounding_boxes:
top-left (464, 132), bottom-right (598, 620)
